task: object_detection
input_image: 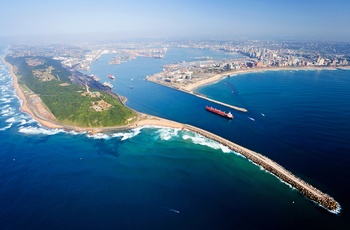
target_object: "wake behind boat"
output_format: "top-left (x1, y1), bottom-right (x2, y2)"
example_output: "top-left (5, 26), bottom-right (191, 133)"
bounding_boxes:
top-left (205, 106), bottom-right (233, 119)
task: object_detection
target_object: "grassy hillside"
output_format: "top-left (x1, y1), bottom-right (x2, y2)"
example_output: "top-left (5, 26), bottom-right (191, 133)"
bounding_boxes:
top-left (6, 55), bottom-right (136, 127)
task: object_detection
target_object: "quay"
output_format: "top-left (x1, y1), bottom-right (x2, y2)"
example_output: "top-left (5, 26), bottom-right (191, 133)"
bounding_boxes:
top-left (183, 124), bottom-right (341, 213)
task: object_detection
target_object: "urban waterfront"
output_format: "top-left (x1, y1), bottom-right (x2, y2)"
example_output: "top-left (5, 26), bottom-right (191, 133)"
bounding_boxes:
top-left (1, 47), bottom-right (350, 229)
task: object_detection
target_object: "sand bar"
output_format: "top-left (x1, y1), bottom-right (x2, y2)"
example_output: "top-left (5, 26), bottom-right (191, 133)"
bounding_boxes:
top-left (131, 114), bottom-right (183, 129)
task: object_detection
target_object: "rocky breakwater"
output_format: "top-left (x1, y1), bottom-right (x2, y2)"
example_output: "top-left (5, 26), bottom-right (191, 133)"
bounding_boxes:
top-left (184, 125), bottom-right (341, 214)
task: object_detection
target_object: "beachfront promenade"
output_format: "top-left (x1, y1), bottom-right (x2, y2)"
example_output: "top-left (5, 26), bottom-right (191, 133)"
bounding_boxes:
top-left (184, 124), bottom-right (341, 213)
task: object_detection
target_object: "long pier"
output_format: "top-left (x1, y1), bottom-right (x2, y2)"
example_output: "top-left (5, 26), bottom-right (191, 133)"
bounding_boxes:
top-left (183, 124), bottom-right (341, 213)
top-left (193, 92), bottom-right (247, 112)
top-left (146, 78), bottom-right (248, 112)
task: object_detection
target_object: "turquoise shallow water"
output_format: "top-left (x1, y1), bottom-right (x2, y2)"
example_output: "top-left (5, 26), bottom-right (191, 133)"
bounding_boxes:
top-left (0, 47), bottom-right (350, 229)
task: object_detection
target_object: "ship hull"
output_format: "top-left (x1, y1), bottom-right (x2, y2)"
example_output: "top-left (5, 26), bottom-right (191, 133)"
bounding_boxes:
top-left (205, 106), bottom-right (233, 119)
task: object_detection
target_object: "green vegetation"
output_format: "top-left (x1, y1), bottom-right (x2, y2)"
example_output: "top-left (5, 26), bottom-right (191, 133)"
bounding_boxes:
top-left (6, 55), bottom-right (136, 127)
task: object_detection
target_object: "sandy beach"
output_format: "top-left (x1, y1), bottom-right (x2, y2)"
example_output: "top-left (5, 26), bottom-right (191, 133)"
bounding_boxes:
top-left (4, 57), bottom-right (64, 129)
top-left (183, 66), bottom-right (343, 92)
top-left (131, 114), bottom-right (183, 129)
top-left (148, 65), bottom-right (346, 113)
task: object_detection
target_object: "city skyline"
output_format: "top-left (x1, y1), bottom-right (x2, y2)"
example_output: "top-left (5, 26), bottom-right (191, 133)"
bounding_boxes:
top-left (1, 0), bottom-right (350, 42)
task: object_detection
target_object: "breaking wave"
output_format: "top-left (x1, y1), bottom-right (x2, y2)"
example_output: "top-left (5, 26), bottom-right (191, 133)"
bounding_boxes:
top-left (1, 104), bottom-right (10, 109)
top-left (68, 130), bottom-right (87, 136)
top-left (5, 117), bottom-right (16, 123)
top-left (0, 107), bottom-right (15, 117)
top-left (18, 126), bottom-right (64, 135)
top-left (87, 132), bottom-right (112, 140)
top-left (87, 127), bottom-right (143, 141)
top-left (0, 123), bottom-right (12, 131)
top-left (0, 97), bottom-right (13, 103)
top-left (112, 127), bottom-right (142, 141)
top-left (182, 131), bottom-right (232, 153)
top-left (155, 127), bottom-right (181, 140)
top-left (90, 126), bottom-right (179, 141)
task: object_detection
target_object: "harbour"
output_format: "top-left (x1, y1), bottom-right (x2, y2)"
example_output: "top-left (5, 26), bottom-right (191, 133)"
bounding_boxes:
top-left (1, 47), bottom-right (350, 229)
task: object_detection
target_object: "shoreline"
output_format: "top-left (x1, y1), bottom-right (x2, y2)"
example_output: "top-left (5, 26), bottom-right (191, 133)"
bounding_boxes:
top-left (183, 66), bottom-right (350, 92)
top-left (3, 57), bottom-right (64, 130)
top-left (3, 56), bottom-right (341, 213)
top-left (3, 57), bottom-right (184, 133)
top-left (147, 66), bottom-right (349, 113)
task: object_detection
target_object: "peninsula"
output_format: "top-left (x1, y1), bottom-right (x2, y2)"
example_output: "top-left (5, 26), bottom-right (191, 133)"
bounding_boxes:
top-left (4, 54), bottom-right (140, 129)
top-left (4, 55), bottom-right (183, 133)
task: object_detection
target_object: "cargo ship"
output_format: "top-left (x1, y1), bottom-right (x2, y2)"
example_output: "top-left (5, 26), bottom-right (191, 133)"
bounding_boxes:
top-left (205, 106), bottom-right (233, 119)
top-left (107, 74), bottom-right (115, 79)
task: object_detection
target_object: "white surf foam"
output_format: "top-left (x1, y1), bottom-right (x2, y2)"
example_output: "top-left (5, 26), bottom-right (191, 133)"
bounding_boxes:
top-left (3, 113), bottom-right (29, 125)
top-left (0, 98), bottom-right (13, 103)
top-left (112, 127), bottom-right (142, 141)
top-left (18, 126), bottom-right (64, 135)
top-left (5, 117), bottom-right (16, 123)
top-left (87, 132), bottom-right (111, 140)
top-left (2, 111), bottom-right (15, 117)
top-left (1, 107), bottom-right (13, 114)
top-left (182, 132), bottom-right (232, 153)
top-left (156, 127), bottom-right (180, 141)
top-left (2, 93), bottom-right (11, 97)
top-left (18, 119), bottom-right (28, 126)
top-left (0, 123), bottom-right (12, 131)
top-left (1, 104), bottom-right (10, 110)
top-left (86, 127), bottom-right (143, 141)
top-left (68, 130), bottom-right (86, 136)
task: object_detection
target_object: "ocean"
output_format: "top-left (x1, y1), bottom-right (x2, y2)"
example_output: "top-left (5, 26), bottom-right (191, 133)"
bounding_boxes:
top-left (0, 46), bottom-right (349, 229)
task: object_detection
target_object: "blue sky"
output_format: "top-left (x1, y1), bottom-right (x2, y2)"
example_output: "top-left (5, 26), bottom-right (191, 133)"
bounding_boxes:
top-left (1, 0), bottom-right (349, 41)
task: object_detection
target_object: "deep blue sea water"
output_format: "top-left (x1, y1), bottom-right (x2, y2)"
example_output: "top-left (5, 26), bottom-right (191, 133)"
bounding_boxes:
top-left (1, 46), bottom-right (350, 229)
